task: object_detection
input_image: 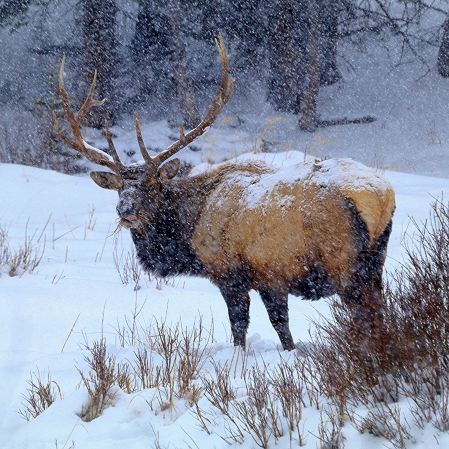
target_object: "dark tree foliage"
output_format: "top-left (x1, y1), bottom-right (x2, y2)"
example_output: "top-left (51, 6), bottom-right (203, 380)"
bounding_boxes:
top-left (0, 0), bottom-right (31, 27)
top-left (320, 0), bottom-right (342, 86)
top-left (198, 0), bottom-right (269, 71)
top-left (299, 1), bottom-right (321, 132)
top-left (131, 0), bottom-right (200, 127)
top-left (267, 0), bottom-right (343, 120)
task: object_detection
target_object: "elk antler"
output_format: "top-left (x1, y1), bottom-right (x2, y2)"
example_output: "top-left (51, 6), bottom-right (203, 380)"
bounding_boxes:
top-left (134, 114), bottom-right (153, 164)
top-left (53, 56), bottom-right (123, 173)
top-left (54, 35), bottom-right (232, 173)
top-left (149, 34), bottom-right (234, 167)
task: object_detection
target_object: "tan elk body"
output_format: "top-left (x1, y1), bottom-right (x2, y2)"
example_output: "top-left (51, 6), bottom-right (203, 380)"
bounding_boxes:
top-left (55, 37), bottom-right (395, 350)
top-left (192, 158), bottom-right (394, 290)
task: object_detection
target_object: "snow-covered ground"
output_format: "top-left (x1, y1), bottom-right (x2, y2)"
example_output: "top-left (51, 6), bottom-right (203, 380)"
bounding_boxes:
top-left (1, 150), bottom-right (448, 449)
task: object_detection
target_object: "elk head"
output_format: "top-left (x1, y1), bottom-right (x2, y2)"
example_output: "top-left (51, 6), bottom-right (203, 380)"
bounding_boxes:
top-left (53, 36), bottom-right (233, 229)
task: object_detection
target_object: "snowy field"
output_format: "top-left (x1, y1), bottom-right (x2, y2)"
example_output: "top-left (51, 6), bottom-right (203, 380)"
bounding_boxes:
top-left (1, 150), bottom-right (449, 449)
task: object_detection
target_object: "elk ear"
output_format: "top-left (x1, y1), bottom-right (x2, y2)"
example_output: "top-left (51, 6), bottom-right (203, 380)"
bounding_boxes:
top-left (90, 171), bottom-right (122, 190)
top-left (158, 158), bottom-right (181, 182)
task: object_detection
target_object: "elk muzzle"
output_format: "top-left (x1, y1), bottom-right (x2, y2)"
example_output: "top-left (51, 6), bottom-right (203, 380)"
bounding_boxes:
top-left (117, 199), bottom-right (142, 229)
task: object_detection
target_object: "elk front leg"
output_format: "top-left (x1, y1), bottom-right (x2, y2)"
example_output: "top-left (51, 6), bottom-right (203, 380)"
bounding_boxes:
top-left (218, 281), bottom-right (251, 348)
top-left (259, 289), bottom-right (295, 351)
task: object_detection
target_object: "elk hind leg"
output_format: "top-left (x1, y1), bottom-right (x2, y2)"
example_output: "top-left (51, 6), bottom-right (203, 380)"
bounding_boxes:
top-left (341, 221), bottom-right (392, 353)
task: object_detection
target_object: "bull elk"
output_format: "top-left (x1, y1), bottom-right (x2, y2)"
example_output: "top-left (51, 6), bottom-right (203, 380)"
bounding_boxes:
top-left (54, 37), bottom-right (395, 351)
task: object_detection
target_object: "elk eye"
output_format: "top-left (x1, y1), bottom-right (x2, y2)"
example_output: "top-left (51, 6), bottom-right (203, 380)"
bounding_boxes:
top-left (145, 178), bottom-right (159, 189)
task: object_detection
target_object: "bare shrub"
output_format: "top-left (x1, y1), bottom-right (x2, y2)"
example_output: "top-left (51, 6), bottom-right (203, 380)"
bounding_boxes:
top-left (317, 407), bottom-right (345, 449)
top-left (116, 361), bottom-right (136, 395)
top-left (404, 362), bottom-right (449, 432)
top-left (304, 199), bottom-right (449, 441)
top-left (200, 360), bottom-right (308, 448)
top-left (116, 315), bottom-right (213, 412)
top-left (351, 403), bottom-right (413, 449)
top-left (0, 225), bottom-right (45, 277)
top-left (115, 297), bottom-right (147, 348)
top-left (176, 319), bottom-right (212, 398)
top-left (144, 319), bottom-right (212, 410)
top-left (148, 320), bottom-right (181, 410)
top-left (269, 359), bottom-right (305, 446)
top-left (201, 361), bottom-right (236, 415)
top-left (78, 339), bottom-right (118, 421)
top-left (215, 364), bottom-right (286, 448)
top-left (134, 346), bottom-right (163, 390)
top-left (387, 199), bottom-right (449, 366)
top-left (18, 370), bottom-right (62, 421)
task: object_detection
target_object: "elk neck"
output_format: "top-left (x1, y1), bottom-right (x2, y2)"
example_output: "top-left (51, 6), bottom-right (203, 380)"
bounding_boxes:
top-left (129, 175), bottom-right (208, 278)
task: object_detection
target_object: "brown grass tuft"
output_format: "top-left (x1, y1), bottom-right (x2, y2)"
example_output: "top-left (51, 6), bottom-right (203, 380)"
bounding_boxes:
top-left (78, 339), bottom-right (118, 421)
top-left (18, 370), bottom-right (62, 421)
top-left (0, 225), bottom-right (45, 277)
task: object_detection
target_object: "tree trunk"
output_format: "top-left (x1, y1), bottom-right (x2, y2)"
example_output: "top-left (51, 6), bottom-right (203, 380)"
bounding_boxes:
top-left (172, 35), bottom-right (201, 129)
top-left (168, 2), bottom-right (200, 129)
top-left (131, 0), bottom-right (153, 103)
top-left (320, 0), bottom-right (341, 86)
top-left (299, 5), bottom-right (321, 132)
top-left (81, 0), bottom-right (117, 128)
top-left (438, 16), bottom-right (449, 77)
top-left (267, 0), bottom-right (306, 113)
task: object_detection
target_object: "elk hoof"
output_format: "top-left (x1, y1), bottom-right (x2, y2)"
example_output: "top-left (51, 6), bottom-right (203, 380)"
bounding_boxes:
top-left (282, 339), bottom-right (296, 351)
top-left (233, 338), bottom-right (246, 348)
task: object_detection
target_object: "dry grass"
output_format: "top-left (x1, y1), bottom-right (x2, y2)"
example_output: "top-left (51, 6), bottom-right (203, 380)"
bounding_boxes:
top-left (76, 317), bottom-right (213, 419)
top-left (113, 241), bottom-right (146, 291)
top-left (83, 205), bottom-right (97, 238)
top-left (18, 370), bottom-right (62, 421)
top-left (78, 338), bottom-right (118, 422)
top-left (317, 407), bottom-right (345, 449)
top-left (0, 224), bottom-right (45, 277)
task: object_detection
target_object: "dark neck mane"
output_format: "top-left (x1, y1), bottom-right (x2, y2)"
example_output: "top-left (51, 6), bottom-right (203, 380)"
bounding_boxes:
top-left (130, 174), bottom-right (210, 277)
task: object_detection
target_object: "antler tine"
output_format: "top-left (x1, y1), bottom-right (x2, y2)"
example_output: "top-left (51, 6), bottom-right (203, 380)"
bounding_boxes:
top-left (76, 69), bottom-right (105, 123)
top-left (152, 34), bottom-right (234, 167)
top-left (135, 114), bottom-right (153, 164)
top-left (104, 121), bottom-right (124, 169)
top-left (55, 56), bottom-right (120, 173)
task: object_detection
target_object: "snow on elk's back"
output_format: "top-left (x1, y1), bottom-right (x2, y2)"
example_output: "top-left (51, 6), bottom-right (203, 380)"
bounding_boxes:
top-left (209, 156), bottom-right (392, 211)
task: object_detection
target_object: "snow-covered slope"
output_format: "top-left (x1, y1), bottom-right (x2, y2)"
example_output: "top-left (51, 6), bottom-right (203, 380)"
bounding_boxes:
top-left (1, 155), bottom-right (448, 449)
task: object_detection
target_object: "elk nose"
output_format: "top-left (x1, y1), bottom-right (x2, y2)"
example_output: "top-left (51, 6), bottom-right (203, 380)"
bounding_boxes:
top-left (116, 200), bottom-right (135, 219)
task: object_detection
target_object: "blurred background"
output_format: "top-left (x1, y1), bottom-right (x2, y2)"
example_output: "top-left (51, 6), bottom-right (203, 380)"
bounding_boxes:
top-left (1, 0), bottom-right (449, 177)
